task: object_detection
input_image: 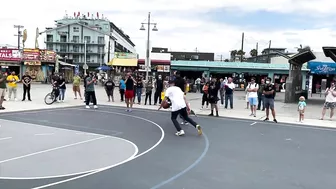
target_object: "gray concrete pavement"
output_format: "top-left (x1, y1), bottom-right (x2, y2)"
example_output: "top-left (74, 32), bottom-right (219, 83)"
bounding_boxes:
top-left (0, 83), bottom-right (333, 128)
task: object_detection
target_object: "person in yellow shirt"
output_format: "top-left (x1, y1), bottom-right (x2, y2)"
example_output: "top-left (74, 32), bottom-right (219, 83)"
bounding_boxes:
top-left (6, 71), bottom-right (19, 101)
top-left (73, 74), bottom-right (82, 100)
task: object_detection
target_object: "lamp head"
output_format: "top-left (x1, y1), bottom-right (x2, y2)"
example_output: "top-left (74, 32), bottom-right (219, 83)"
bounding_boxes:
top-left (140, 24), bottom-right (145, 31)
top-left (152, 24), bottom-right (158, 31)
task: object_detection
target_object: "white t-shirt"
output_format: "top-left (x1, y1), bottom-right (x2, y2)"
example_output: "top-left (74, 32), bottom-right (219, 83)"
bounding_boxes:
top-left (165, 86), bottom-right (186, 111)
top-left (325, 87), bottom-right (336, 102)
top-left (247, 83), bottom-right (259, 98)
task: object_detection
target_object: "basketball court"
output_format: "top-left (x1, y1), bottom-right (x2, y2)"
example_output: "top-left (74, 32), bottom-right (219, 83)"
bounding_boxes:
top-left (0, 106), bottom-right (335, 189)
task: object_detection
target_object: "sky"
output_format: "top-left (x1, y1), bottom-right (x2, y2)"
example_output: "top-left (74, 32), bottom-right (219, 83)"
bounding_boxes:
top-left (1, 0), bottom-right (336, 60)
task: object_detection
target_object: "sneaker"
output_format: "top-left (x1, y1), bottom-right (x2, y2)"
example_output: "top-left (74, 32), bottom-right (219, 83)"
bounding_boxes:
top-left (196, 125), bottom-right (202, 135)
top-left (175, 130), bottom-right (185, 136)
top-left (85, 105), bottom-right (90, 109)
top-left (273, 119), bottom-right (278, 123)
top-left (0, 106), bottom-right (5, 110)
top-left (263, 118), bottom-right (269, 121)
top-left (93, 105), bottom-right (98, 109)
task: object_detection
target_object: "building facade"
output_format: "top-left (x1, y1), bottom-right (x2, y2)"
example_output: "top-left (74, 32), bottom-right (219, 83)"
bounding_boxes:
top-left (41, 13), bottom-right (136, 69)
top-left (246, 48), bottom-right (293, 63)
top-left (151, 47), bottom-right (214, 61)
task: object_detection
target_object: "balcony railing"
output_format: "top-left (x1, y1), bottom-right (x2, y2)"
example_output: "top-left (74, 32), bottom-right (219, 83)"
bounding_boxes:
top-left (45, 40), bottom-right (105, 45)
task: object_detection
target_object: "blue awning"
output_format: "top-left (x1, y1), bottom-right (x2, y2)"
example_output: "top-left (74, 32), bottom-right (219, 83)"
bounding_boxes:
top-left (308, 61), bottom-right (336, 75)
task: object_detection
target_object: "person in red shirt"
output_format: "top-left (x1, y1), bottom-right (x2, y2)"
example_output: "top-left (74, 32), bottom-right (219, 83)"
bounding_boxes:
top-left (125, 72), bottom-right (136, 112)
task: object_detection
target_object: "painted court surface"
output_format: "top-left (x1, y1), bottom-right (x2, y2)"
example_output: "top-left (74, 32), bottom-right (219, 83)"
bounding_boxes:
top-left (0, 106), bottom-right (335, 189)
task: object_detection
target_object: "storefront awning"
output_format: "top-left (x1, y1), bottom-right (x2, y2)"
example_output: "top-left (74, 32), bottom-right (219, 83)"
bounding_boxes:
top-left (308, 61), bottom-right (336, 75)
top-left (107, 58), bottom-right (137, 66)
top-left (59, 61), bottom-right (76, 67)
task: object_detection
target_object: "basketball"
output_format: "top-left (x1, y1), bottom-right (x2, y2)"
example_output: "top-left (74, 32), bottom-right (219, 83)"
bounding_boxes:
top-left (162, 99), bottom-right (171, 109)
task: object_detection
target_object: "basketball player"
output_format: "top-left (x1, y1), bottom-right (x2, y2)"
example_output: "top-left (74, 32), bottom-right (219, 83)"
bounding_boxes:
top-left (158, 80), bottom-right (202, 136)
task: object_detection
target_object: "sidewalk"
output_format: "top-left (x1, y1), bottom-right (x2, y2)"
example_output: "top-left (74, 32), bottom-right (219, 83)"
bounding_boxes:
top-left (0, 83), bottom-right (334, 129)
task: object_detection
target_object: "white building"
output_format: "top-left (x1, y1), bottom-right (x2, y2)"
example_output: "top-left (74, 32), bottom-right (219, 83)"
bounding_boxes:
top-left (40, 13), bottom-right (136, 69)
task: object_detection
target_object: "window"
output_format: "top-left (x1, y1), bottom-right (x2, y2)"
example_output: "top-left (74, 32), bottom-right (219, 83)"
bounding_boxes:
top-left (46, 35), bottom-right (53, 42)
top-left (60, 35), bottom-right (67, 43)
top-left (84, 36), bottom-right (91, 43)
top-left (46, 44), bottom-right (53, 50)
top-left (86, 55), bottom-right (91, 61)
top-left (60, 45), bottom-right (67, 52)
top-left (73, 36), bottom-right (79, 43)
top-left (73, 55), bottom-right (80, 63)
top-left (73, 27), bottom-right (79, 32)
top-left (98, 37), bottom-right (104, 44)
top-left (73, 45), bottom-right (79, 52)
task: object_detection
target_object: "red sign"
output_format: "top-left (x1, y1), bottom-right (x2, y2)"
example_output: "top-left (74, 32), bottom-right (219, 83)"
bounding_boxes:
top-left (0, 49), bottom-right (21, 61)
top-left (23, 48), bottom-right (40, 61)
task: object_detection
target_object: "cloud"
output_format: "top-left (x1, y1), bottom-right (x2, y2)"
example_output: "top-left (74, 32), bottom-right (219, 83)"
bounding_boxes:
top-left (1, 0), bottom-right (336, 61)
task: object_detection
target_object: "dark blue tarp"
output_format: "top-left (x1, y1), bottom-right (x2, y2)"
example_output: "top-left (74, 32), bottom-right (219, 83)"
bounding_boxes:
top-left (308, 61), bottom-right (336, 74)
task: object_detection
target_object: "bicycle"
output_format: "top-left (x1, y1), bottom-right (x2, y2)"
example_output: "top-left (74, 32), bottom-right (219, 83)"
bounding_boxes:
top-left (44, 86), bottom-right (59, 105)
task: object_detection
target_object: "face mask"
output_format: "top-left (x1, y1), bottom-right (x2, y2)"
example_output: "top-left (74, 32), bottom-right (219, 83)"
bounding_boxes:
top-left (266, 81), bottom-right (270, 84)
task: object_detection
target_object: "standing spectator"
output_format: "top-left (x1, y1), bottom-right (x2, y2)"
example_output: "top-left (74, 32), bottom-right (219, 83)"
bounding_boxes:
top-left (144, 77), bottom-right (153, 105)
top-left (52, 73), bottom-right (60, 102)
top-left (21, 71), bottom-right (32, 101)
top-left (195, 77), bottom-right (201, 92)
top-left (246, 77), bottom-right (259, 117)
top-left (208, 78), bottom-right (220, 117)
top-left (85, 72), bottom-right (98, 109)
top-left (135, 76), bottom-right (144, 104)
top-left (73, 73), bottom-right (82, 100)
top-left (298, 96), bottom-right (307, 122)
top-left (320, 82), bottom-right (336, 120)
top-left (125, 72), bottom-right (136, 112)
top-left (119, 77), bottom-right (126, 102)
top-left (224, 77), bottom-right (235, 109)
top-left (201, 82), bottom-right (209, 109)
top-left (263, 77), bottom-right (277, 123)
top-left (6, 71), bottom-right (19, 101)
top-left (104, 77), bottom-right (115, 102)
top-left (58, 75), bottom-right (66, 102)
top-left (257, 79), bottom-right (265, 111)
top-left (219, 78), bottom-right (225, 106)
top-left (154, 75), bottom-right (164, 105)
top-left (0, 70), bottom-right (6, 110)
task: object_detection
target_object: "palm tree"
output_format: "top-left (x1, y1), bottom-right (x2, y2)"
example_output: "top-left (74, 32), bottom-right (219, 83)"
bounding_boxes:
top-left (250, 49), bottom-right (258, 57)
top-left (224, 59), bottom-right (229, 62)
top-left (230, 50), bottom-right (237, 57)
top-left (237, 50), bottom-right (245, 56)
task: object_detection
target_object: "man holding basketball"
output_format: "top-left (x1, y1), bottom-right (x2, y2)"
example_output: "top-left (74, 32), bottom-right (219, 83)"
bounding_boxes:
top-left (158, 80), bottom-right (202, 136)
top-left (125, 72), bottom-right (136, 112)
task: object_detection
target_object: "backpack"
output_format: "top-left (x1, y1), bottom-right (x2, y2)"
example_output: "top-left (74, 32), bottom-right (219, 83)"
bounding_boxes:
top-left (248, 83), bottom-right (258, 88)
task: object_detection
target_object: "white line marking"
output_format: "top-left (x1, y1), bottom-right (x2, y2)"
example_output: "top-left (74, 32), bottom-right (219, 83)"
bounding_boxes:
top-left (0, 136), bottom-right (108, 164)
top-left (34, 133), bottom-right (54, 136)
top-left (0, 118), bottom-right (111, 137)
top-left (250, 122), bottom-right (257, 126)
top-left (32, 108), bottom-right (165, 189)
top-left (0, 136), bottom-right (139, 180)
top-left (0, 137), bottom-right (12, 141)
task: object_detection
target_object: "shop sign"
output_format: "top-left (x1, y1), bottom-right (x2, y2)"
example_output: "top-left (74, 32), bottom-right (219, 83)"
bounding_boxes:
top-left (22, 48), bottom-right (40, 61)
top-left (0, 49), bottom-right (21, 61)
top-left (40, 50), bottom-right (56, 62)
top-left (114, 52), bottom-right (137, 59)
top-left (24, 61), bottom-right (41, 66)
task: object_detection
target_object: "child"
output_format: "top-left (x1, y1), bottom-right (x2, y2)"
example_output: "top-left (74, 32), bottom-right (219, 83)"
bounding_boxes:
top-left (298, 96), bottom-right (307, 122)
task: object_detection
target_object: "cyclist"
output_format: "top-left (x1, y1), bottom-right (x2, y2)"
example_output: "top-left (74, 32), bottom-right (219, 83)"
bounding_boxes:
top-left (51, 73), bottom-right (60, 102)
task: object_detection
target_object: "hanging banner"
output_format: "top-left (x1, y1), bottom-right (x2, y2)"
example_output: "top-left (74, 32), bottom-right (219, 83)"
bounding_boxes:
top-left (22, 48), bottom-right (40, 61)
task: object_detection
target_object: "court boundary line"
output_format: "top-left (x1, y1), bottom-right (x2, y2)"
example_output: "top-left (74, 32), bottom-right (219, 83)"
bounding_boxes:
top-left (0, 136), bottom-right (139, 180)
top-left (32, 108), bottom-right (165, 189)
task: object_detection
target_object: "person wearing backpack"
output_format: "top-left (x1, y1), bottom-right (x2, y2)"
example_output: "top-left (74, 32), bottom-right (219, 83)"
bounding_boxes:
top-left (246, 77), bottom-right (259, 117)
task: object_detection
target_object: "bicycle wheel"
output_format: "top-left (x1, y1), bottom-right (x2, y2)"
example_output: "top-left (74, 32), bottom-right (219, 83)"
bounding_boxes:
top-left (44, 92), bottom-right (55, 105)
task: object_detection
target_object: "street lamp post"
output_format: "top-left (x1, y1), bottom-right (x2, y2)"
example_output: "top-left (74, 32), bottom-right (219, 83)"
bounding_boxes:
top-left (140, 12), bottom-right (158, 81)
top-left (83, 40), bottom-right (88, 75)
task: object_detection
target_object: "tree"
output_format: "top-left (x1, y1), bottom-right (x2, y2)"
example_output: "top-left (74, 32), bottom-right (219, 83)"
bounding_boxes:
top-left (224, 59), bottom-right (229, 62)
top-left (250, 49), bottom-right (258, 57)
top-left (237, 50), bottom-right (245, 56)
top-left (230, 50), bottom-right (237, 57)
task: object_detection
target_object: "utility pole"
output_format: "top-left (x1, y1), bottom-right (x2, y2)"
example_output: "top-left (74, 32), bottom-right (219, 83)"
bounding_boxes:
top-left (14, 25), bottom-right (24, 49)
top-left (267, 40), bottom-right (272, 63)
top-left (240, 32), bottom-right (244, 62)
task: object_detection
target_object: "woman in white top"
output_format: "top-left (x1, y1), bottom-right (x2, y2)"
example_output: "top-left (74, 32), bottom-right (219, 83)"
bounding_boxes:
top-left (320, 82), bottom-right (336, 120)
